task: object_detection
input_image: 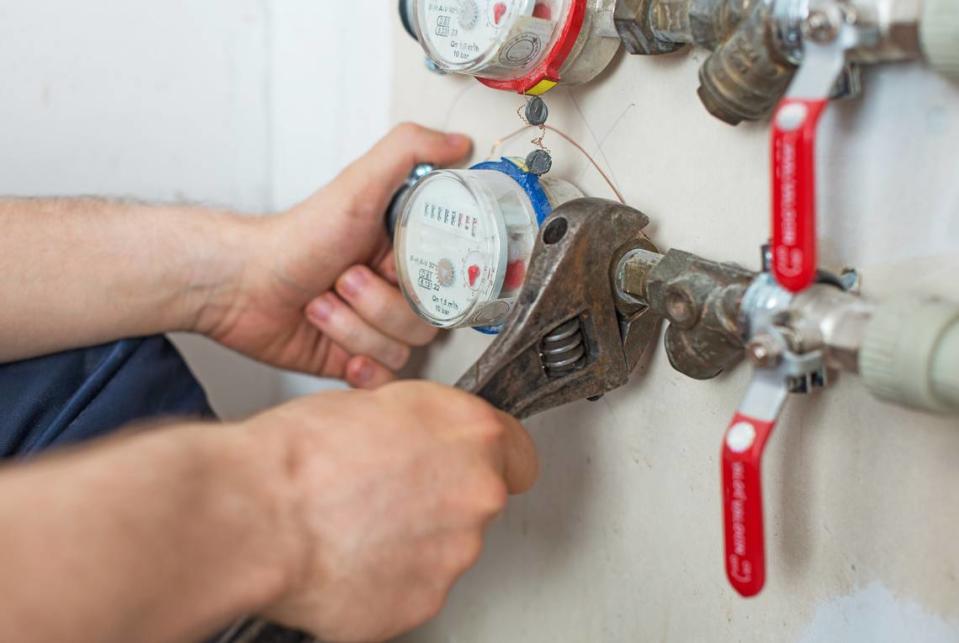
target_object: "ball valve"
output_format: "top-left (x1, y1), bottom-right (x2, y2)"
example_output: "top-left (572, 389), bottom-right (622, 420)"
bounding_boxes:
top-left (721, 281), bottom-right (959, 596)
top-left (768, 0), bottom-right (959, 293)
top-left (615, 0), bottom-right (959, 124)
top-left (399, 0), bottom-right (624, 95)
top-left (618, 245), bottom-right (959, 597)
top-left (390, 193), bottom-right (959, 595)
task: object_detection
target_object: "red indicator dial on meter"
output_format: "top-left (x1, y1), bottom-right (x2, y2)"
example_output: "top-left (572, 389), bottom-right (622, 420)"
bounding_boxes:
top-left (533, 3), bottom-right (552, 19)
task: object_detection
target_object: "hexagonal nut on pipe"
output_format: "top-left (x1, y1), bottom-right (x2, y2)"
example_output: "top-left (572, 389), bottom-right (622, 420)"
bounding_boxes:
top-left (615, 0), bottom-right (687, 55)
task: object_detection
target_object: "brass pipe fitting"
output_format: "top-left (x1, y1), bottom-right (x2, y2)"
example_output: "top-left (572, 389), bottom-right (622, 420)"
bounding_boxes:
top-left (697, 0), bottom-right (798, 124)
top-left (617, 0), bottom-right (799, 124)
top-left (619, 248), bottom-right (756, 380)
top-left (616, 0), bottom-right (949, 125)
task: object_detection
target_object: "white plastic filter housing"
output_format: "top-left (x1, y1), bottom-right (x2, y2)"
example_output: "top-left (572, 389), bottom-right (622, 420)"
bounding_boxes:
top-left (921, 0), bottom-right (959, 81)
top-left (860, 298), bottom-right (959, 414)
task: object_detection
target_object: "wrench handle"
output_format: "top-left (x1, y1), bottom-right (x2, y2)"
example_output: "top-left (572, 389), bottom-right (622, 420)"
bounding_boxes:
top-left (722, 412), bottom-right (777, 598)
top-left (771, 98), bottom-right (828, 293)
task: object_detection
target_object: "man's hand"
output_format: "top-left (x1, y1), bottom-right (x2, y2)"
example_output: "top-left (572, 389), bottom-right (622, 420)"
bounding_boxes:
top-left (0, 123), bottom-right (469, 374)
top-left (251, 382), bottom-right (538, 642)
top-left (0, 381), bottom-right (538, 643)
top-left (198, 124), bottom-right (473, 388)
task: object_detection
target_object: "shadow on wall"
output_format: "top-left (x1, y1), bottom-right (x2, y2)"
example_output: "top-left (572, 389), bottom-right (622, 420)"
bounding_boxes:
top-left (170, 335), bottom-right (279, 422)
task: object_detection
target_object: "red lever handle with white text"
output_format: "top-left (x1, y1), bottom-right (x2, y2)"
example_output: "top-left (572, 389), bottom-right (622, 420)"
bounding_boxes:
top-left (771, 98), bottom-right (828, 293)
top-left (721, 366), bottom-right (790, 597)
top-left (722, 413), bottom-right (778, 597)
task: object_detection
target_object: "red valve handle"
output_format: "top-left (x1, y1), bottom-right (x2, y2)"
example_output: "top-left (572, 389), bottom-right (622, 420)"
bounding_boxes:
top-left (722, 412), bottom-right (778, 597)
top-left (771, 98), bottom-right (828, 293)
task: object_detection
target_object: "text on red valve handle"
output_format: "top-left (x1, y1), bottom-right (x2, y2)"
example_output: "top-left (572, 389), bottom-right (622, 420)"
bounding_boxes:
top-left (722, 414), bottom-right (777, 597)
top-left (771, 99), bottom-right (828, 293)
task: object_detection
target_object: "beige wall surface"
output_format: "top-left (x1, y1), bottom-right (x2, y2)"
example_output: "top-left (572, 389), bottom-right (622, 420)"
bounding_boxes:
top-left (392, 20), bottom-right (959, 643)
top-left (0, 0), bottom-right (395, 419)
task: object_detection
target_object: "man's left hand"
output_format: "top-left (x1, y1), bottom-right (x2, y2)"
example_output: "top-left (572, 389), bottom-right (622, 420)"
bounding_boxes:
top-left (196, 124), bottom-right (473, 388)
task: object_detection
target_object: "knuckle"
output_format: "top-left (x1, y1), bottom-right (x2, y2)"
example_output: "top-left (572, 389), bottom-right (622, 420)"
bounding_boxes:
top-left (470, 406), bottom-right (507, 443)
top-left (391, 382), bottom-right (490, 429)
top-left (398, 590), bottom-right (447, 634)
top-left (463, 534), bottom-right (485, 568)
top-left (419, 590), bottom-right (448, 624)
top-left (475, 476), bottom-right (509, 517)
top-left (409, 551), bottom-right (454, 624)
top-left (392, 122), bottom-right (424, 142)
top-left (389, 379), bottom-right (434, 398)
top-left (449, 533), bottom-right (485, 573)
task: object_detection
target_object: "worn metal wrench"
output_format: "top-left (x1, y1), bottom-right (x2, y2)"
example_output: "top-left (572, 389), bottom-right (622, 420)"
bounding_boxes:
top-left (456, 197), bottom-right (663, 419)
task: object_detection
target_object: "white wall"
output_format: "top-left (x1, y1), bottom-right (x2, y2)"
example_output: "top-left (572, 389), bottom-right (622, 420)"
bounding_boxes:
top-left (0, 0), bottom-right (393, 418)
top-left (267, 0), bottom-right (394, 401)
top-left (392, 21), bottom-right (959, 643)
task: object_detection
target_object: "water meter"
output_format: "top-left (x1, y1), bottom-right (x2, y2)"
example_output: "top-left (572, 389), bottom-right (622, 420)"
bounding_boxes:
top-left (400, 0), bottom-right (621, 95)
top-left (393, 158), bottom-right (582, 331)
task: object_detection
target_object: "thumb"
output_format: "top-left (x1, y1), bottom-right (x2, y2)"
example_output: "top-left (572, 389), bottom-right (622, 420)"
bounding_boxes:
top-left (496, 411), bottom-right (540, 495)
top-left (330, 123), bottom-right (473, 219)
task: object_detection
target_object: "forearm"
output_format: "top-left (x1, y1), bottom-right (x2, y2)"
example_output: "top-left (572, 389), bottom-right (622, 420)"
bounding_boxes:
top-left (0, 197), bottom-right (253, 362)
top-left (0, 421), bottom-right (302, 643)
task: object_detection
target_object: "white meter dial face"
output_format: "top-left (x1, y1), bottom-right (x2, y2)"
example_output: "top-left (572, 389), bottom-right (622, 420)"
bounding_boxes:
top-left (397, 173), bottom-right (508, 327)
top-left (395, 169), bottom-right (541, 329)
top-left (417, 0), bottom-right (567, 77)
top-left (420, 0), bottom-right (523, 67)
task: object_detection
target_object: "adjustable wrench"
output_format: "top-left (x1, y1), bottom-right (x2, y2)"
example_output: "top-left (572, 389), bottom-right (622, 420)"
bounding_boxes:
top-left (457, 197), bottom-right (663, 419)
top-left (388, 166), bottom-right (663, 418)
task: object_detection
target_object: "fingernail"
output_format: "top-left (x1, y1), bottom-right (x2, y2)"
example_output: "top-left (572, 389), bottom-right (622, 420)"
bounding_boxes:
top-left (340, 268), bottom-right (367, 298)
top-left (353, 360), bottom-right (374, 385)
top-left (447, 133), bottom-right (470, 147)
top-left (308, 297), bottom-right (333, 322)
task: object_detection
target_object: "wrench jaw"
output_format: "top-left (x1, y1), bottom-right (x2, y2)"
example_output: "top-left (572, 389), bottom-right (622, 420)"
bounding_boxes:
top-left (456, 198), bottom-right (663, 420)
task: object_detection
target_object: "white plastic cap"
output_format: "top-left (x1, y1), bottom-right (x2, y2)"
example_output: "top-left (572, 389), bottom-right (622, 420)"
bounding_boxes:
top-left (860, 298), bottom-right (959, 415)
top-left (922, 0), bottom-right (959, 81)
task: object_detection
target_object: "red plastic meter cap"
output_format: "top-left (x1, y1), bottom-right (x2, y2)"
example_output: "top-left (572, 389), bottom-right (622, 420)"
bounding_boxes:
top-left (479, 0), bottom-right (587, 96)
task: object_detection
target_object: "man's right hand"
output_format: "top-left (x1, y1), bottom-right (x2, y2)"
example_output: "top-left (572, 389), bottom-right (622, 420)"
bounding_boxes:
top-left (247, 382), bottom-right (539, 643)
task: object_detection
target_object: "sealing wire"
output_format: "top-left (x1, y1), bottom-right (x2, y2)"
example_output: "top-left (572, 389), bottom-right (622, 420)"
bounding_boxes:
top-left (487, 124), bottom-right (626, 205)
